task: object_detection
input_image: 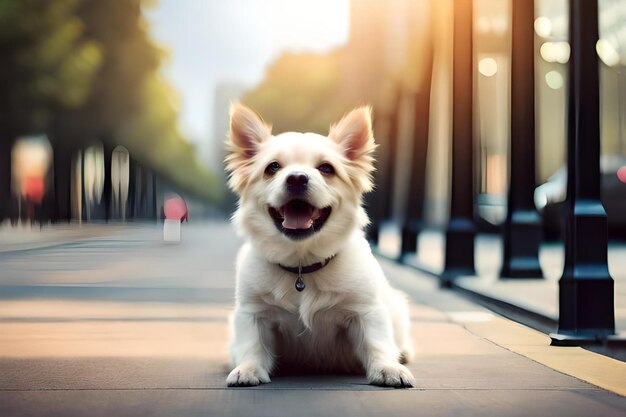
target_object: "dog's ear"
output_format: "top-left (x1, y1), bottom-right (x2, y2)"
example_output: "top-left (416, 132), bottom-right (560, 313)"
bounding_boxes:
top-left (329, 106), bottom-right (375, 161)
top-left (225, 103), bottom-right (272, 192)
top-left (227, 103), bottom-right (271, 159)
top-left (329, 106), bottom-right (376, 192)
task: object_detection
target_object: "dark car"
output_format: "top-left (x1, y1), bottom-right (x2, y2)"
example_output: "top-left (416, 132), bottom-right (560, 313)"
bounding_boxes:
top-left (534, 155), bottom-right (626, 240)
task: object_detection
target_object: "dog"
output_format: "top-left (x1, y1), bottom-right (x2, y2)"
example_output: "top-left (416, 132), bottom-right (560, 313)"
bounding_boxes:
top-left (224, 103), bottom-right (415, 388)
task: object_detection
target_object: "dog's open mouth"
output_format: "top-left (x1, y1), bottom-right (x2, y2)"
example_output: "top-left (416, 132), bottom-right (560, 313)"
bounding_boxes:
top-left (268, 200), bottom-right (332, 240)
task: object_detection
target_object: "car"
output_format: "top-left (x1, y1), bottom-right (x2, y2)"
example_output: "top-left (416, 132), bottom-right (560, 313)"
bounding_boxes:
top-left (534, 155), bottom-right (626, 240)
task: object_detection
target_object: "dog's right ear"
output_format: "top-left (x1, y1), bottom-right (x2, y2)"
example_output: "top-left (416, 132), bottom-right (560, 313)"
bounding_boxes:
top-left (225, 103), bottom-right (272, 192)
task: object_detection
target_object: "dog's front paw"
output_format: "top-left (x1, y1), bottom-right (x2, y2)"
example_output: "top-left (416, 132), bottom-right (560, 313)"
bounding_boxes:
top-left (226, 364), bottom-right (271, 387)
top-left (367, 362), bottom-right (415, 388)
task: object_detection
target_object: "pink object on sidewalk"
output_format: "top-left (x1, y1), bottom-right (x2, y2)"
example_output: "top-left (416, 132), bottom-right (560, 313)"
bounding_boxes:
top-left (164, 197), bottom-right (188, 222)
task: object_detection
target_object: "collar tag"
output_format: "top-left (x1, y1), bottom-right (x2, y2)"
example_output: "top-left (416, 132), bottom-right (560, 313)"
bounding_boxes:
top-left (278, 255), bottom-right (336, 292)
top-left (295, 262), bottom-right (305, 292)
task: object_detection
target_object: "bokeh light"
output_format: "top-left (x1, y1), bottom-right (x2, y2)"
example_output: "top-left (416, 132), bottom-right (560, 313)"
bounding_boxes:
top-left (540, 42), bottom-right (570, 64)
top-left (478, 57), bottom-right (498, 77)
top-left (545, 71), bottom-right (564, 90)
top-left (596, 39), bottom-right (621, 67)
top-left (534, 16), bottom-right (552, 38)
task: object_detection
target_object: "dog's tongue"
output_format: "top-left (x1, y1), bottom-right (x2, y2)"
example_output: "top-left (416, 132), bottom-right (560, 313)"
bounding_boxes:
top-left (282, 201), bottom-right (315, 230)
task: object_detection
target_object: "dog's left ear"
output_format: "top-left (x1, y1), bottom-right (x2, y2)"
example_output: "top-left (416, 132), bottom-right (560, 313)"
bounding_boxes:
top-left (329, 106), bottom-right (375, 161)
top-left (225, 103), bottom-right (272, 193)
top-left (329, 106), bottom-right (376, 191)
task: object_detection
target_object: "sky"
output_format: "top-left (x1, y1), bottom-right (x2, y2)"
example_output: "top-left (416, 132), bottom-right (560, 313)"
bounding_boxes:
top-left (145, 0), bottom-right (350, 165)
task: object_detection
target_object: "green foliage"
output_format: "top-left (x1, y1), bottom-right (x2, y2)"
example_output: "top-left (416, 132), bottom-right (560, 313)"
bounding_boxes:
top-left (242, 50), bottom-right (347, 135)
top-left (0, 0), bottom-right (221, 204)
top-left (76, 0), bottom-right (161, 130)
top-left (118, 74), bottom-right (224, 203)
top-left (0, 0), bottom-right (103, 130)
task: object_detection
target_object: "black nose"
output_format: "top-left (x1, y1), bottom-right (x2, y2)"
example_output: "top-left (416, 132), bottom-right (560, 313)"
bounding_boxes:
top-left (286, 172), bottom-right (309, 193)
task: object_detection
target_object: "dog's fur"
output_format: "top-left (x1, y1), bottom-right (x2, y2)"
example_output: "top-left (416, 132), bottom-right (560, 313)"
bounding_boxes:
top-left (224, 104), bottom-right (415, 387)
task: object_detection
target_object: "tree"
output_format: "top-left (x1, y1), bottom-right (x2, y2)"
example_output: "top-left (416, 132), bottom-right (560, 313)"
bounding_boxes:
top-left (0, 0), bottom-right (103, 220)
top-left (242, 50), bottom-right (347, 135)
top-left (0, 0), bottom-right (223, 221)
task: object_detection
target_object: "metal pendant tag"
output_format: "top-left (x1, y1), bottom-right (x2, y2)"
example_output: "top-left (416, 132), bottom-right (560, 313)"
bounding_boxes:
top-left (295, 261), bottom-right (305, 291)
top-left (295, 275), bottom-right (305, 292)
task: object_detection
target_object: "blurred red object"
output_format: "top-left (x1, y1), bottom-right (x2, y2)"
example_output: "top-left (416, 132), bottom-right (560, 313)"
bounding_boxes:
top-left (164, 196), bottom-right (188, 222)
top-left (617, 166), bottom-right (626, 184)
top-left (24, 176), bottom-right (45, 204)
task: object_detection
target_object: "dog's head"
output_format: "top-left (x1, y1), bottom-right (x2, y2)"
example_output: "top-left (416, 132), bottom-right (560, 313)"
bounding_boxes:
top-left (225, 103), bottom-right (376, 262)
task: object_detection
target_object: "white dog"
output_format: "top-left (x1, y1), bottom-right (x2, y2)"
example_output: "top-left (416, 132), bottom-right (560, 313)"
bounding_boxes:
top-left (224, 103), bottom-right (415, 388)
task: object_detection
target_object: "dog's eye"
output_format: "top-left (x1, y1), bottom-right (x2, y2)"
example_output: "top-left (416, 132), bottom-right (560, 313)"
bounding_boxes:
top-left (317, 163), bottom-right (335, 175)
top-left (265, 161), bottom-right (281, 175)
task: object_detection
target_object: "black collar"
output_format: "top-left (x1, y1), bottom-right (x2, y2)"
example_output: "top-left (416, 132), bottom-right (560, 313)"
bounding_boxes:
top-left (277, 255), bottom-right (336, 292)
top-left (278, 255), bottom-right (335, 275)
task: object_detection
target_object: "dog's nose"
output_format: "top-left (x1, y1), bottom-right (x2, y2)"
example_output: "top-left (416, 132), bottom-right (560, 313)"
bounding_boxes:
top-left (286, 172), bottom-right (309, 193)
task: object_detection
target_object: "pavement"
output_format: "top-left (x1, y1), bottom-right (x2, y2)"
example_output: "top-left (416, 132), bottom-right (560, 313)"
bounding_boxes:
top-left (0, 221), bottom-right (625, 416)
top-left (378, 227), bottom-right (626, 335)
top-left (0, 221), bottom-right (140, 252)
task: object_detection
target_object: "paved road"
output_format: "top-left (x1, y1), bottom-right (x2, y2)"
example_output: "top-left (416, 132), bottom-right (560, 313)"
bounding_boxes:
top-left (0, 221), bottom-right (624, 416)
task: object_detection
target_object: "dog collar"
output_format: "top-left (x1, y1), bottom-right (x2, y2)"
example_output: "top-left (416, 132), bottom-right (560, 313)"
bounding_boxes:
top-left (278, 255), bottom-right (336, 292)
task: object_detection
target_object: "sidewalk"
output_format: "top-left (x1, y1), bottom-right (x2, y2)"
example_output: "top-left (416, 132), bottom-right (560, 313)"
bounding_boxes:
top-left (378, 227), bottom-right (626, 335)
top-left (0, 222), bottom-right (624, 416)
top-left (0, 221), bottom-right (139, 253)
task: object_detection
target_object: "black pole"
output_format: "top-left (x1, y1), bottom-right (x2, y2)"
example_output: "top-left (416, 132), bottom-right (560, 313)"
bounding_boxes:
top-left (550, 0), bottom-right (615, 345)
top-left (367, 92), bottom-right (401, 244)
top-left (382, 91), bottom-right (401, 224)
top-left (137, 163), bottom-right (147, 219)
top-left (150, 170), bottom-right (158, 220)
top-left (500, 0), bottom-right (543, 279)
top-left (81, 148), bottom-right (86, 221)
top-left (442, 0), bottom-right (476, 286)
top-left (0, 138), bottom-right (13, 222)
top-left (52, 143), bottom-right (73, 222)
top-left (40, 154), bottom-right (55, 224)
top-left (400, 59), bottom-right (434, 259)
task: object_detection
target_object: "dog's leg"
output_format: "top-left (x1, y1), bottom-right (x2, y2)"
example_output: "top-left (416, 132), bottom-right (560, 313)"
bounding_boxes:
top-left (387, 288), bottom-right (414, 364)
top-left (226, 309), bottom-right (273, 387)
top-left (352, 306), bottom-right (416, 388)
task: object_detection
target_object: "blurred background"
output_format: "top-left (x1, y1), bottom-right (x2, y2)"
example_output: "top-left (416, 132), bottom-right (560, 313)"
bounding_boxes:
top-left (0, 0), bottom-right (624, 236)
